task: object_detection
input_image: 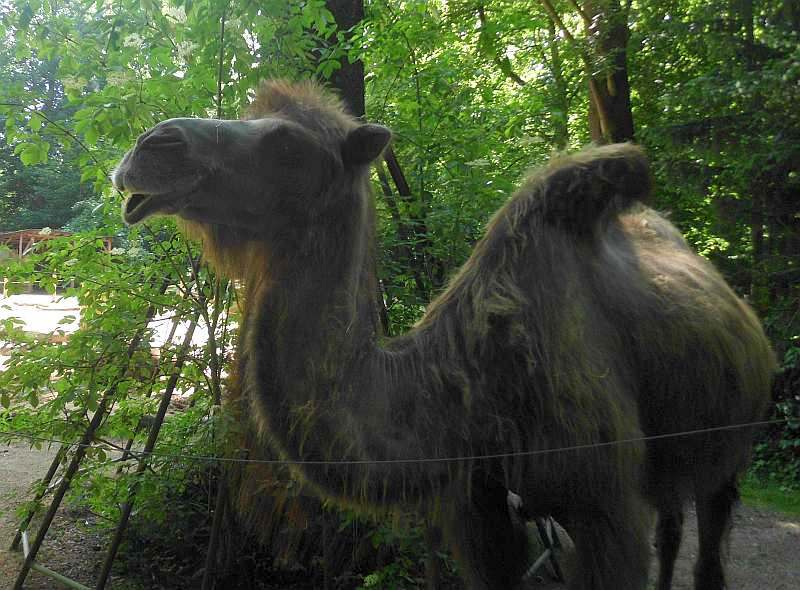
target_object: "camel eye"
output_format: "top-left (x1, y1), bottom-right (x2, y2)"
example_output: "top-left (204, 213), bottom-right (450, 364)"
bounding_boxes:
top-left (276, 140), bottom-right (307, 168)
top-left (262, 125), bottom-right (308, 168)
top-left (278, 145), bottom-right (305, 168)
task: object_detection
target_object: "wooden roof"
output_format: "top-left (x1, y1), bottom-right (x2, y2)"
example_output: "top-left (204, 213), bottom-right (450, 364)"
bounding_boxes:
top-left (0, 228), bottom-right (73, 244)
top-left (0, 229), bottom-right (75, 257)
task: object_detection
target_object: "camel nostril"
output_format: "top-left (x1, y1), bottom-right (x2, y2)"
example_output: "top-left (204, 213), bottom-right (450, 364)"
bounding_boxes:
top-left (141, 136), bottom-right (185, 149)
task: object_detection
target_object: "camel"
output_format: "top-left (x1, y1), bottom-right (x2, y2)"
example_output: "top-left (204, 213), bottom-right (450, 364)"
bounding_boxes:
top-left (113, 80), bottom-right (775, 590)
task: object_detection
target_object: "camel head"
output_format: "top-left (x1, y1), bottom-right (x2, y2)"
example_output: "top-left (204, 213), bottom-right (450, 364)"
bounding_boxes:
top-left (113, 81), bottom-right (391, 233)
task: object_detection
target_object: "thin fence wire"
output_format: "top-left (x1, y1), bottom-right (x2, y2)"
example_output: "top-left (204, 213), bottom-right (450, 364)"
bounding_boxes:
top-left (0, 417), bottom-right (791, 467)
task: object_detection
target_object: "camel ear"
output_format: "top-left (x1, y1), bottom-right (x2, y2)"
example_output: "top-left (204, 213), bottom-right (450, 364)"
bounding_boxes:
top-left (342, 124), bottom-right (391, 168)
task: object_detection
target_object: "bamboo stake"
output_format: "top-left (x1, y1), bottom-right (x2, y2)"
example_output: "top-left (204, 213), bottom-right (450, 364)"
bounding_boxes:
top-left (115, 312), bottom-right (182, 475)
top-left (94, 313), bottom-right (200, 589)
top-left (197, 10), bottom-right (231, 582)
top-left (199, 293), bottom-right (232, 590)
top-left (9, 444), bottom-right (67, 551)
top-left (21, 532), bottom-right (91, 590)
top-left (12, 305), bottom-right (162, 590)
top-left (200, 471), bottom-right (229, 590)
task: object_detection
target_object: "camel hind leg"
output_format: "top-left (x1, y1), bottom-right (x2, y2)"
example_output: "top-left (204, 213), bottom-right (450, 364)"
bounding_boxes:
top-left (693, 475), bottom-right (739, 590)
top-left (559, 497), bottom-right (651, 590)
top-left (654, 498), bottom-right (685, 590)
top-left (647, 478), bottom-right (685, 590)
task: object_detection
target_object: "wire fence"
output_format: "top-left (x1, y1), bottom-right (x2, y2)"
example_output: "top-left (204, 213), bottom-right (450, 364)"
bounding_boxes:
top-left (0, 417), bottom-right (790, 467)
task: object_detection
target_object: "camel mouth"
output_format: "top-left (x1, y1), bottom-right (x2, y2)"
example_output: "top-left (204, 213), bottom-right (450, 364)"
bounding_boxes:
top-left (123, 193), bottom-right (161, 225)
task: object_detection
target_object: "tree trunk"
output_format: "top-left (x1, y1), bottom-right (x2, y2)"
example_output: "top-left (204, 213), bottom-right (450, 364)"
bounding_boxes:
top-left (750, 192), bottom-right (766, 308)
top-left (584, 0), bottom-right (635, 143)
top-left (736, 0), bottom-right (768, 308)
top-left (325, 0), bottom-right (393, 334)
top-left (326, 0), bottom-right (366, 118)
top-left (548, 19), bottom-right (570, 149)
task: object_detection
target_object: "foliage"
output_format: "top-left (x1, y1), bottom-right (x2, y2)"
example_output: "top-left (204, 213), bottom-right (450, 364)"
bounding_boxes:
top-left (357, 518), bottom-right (446, 589)
top-left (0, 0), bottom-right (798, 585)
top-left (0, 149), bottom-right (97, 231)
top-left (741, 473), bottom-right (800, 516)
top-left (751, 348), bottom-right (800, 489)
top-left (0, 218), bottom-right (237, 573)
top-left (0, 35), bottom-right (95, 231)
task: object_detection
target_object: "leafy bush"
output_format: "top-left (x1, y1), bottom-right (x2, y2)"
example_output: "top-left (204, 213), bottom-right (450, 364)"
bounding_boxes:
top-left (751, 346), bottom-right (800, 490)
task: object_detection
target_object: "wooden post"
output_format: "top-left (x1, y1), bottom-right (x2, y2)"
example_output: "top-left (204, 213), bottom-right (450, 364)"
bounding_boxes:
top-left (384, 146), bottom-right (412, 197)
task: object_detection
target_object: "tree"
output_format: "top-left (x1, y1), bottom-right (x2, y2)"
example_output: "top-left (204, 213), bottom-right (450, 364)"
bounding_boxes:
top-left (0, 150), bottom-right (93, 231)
top-left (538, 0), bottom-right (635, 142)
top-left (0, 33), bottom-right (97, 231)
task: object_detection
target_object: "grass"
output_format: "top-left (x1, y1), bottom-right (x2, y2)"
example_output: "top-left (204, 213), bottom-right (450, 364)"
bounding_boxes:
top-left (740, 475), bottom-right (800, 516)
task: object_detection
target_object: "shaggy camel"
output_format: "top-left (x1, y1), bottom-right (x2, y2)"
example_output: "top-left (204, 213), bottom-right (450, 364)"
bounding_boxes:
top-left (113, 80), bottom-right (774, 590)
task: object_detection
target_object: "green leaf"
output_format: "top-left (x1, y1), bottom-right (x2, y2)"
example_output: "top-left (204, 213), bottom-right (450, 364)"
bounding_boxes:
top-left (18, 143), bottom-right (42, 165)
top-left (28, 115), bottom-right (44, 132)
top-left (84, 126), bottom-right (99, 147)
top-left (80, 167), bottom-right (96, 183)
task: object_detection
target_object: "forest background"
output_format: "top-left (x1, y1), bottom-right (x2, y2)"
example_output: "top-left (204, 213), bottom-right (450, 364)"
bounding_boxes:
top-left (0, 0), bottom-right (798, 588)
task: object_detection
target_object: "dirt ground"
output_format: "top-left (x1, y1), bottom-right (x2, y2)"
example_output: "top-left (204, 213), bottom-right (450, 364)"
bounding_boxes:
top-left (0, 443), bottom-right (115, 590)
top-left (1, 442), bottom-right (799, 589)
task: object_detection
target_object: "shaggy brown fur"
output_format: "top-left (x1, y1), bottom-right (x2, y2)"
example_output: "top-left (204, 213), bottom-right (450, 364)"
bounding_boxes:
top-left (113, 80), bottom-right (775, 590)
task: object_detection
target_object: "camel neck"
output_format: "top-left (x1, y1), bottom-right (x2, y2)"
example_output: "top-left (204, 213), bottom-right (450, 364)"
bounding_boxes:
top-left (236, 179), bottom-right (472, 503)
top-left (240, 182), bottom-right (394, 451)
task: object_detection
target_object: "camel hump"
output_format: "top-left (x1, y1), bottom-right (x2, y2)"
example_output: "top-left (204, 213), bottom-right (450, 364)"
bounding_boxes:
top-left (531, 143), bottom-right (652, 235)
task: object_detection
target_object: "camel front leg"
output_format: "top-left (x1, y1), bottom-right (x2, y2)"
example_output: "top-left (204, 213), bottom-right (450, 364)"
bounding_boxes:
top-left (442, 478), bottom-right (530, 590)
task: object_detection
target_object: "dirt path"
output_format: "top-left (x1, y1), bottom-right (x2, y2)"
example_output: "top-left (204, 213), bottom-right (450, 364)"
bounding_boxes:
top-left (665, 503), bottom-right (800, 590)
top-left (0, 443), bottom-right (110, 590)
top-left (527, 504), bottom-right (800, 590)
top-left (2, 442), bottom-right (798, 589)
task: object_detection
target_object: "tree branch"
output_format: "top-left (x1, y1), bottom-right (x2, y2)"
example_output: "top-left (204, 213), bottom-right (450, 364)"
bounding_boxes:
top-left (540, 0), bottom-right (578, 44)
top-left (1, 102), bottom-right (107, 171)
top-left (477, 5), bottom-right (527, 87)
top-left (566, 0), bottom-right (592, 29)
top-left (216, 3), bottom-right (229, 120)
